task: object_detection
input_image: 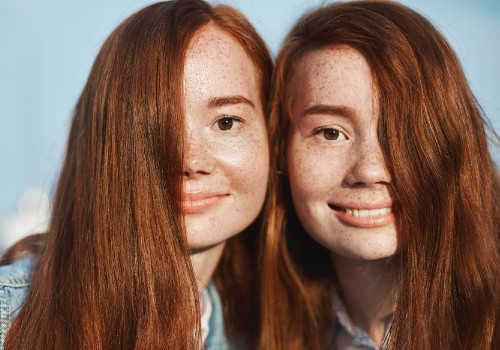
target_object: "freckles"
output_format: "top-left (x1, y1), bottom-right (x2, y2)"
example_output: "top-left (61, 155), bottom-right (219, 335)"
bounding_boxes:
top-left (288, 149), bottom-right (314, 194)
top-left (307, 67), bottom-right (329, 98)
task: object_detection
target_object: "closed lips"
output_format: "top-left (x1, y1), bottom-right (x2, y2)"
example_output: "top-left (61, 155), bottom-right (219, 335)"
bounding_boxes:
top-left (182, 192), bottom-right (227, 201)
top-left (181, 192), bottom-right (228, 213)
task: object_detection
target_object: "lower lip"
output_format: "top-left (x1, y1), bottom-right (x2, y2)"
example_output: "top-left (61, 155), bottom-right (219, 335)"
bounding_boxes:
top-left (181, 195), bottom-right (226, 213)
top-left (330, 205), bottom-right (398, 228)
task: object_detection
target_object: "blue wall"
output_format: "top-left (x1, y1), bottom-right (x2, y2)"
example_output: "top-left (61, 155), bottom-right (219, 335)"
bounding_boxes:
top-left (1, 0), bottom-right (499, 246)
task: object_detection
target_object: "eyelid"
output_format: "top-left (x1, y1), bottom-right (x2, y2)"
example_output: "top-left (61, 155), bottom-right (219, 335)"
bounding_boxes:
top-left (217, 115), bottom-right (243, 122)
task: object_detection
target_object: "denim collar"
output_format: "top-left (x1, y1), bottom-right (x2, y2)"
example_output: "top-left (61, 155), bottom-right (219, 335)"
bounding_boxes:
top-left (204, 281), bottom-right (227, 349)
top-left (332, 289), bottom-right (392, 350)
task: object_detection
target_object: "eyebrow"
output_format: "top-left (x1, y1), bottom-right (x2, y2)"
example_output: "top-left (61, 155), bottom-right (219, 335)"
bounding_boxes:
top-left (208, 95), bottom-right (255, 109)
top-left (301, 104), bottom-right (355, 119)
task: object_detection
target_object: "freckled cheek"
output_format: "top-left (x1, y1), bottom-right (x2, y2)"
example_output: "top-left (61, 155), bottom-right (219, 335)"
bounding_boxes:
top-left (232, 138), bottom-right (269, 215)
top-left (246, 136), bottom-right (269, 185)
top-left (287, 142), bottom-right (328, 201)
top-left (220, 134), bottom-right (269, 190)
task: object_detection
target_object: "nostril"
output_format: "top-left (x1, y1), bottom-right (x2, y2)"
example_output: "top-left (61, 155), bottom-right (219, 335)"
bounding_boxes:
top-left (183, 165), bottom-right (213, 177)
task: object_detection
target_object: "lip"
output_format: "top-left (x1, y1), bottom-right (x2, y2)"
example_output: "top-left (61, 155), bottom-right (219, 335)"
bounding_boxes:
top-left (181, 191), bottom-right (228, 213)
top-left (328, 202), bottom-right (399, 228)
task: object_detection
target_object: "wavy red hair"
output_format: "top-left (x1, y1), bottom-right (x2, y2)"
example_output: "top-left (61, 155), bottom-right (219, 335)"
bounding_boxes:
top-left (2, 1), bottom-right (271, 349)
top-left (260, 1), bottom-right (500, 349)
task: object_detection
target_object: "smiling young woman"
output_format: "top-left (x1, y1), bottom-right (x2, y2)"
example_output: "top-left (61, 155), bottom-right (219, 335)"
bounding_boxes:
top-left (260, 1), bottom-right (499, 349)
top-left (0, 1), bottom-right (272, 349)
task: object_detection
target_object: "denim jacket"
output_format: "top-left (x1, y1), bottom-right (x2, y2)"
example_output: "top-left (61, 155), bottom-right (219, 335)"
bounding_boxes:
top-left (0, 258), bottom-right (228, 349)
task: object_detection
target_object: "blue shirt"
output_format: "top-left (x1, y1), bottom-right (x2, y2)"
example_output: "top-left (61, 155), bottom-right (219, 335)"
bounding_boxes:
top-left (0, 258), bottom-right (228, 349)
top-left (332, 289), bottom-right (392, 350)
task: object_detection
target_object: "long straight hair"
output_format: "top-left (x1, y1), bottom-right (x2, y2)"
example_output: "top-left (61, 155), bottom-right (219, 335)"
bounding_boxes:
top-left (260, 1), bottom-right (500, 349)
top-left (3, 1), bottom-right (271, 349)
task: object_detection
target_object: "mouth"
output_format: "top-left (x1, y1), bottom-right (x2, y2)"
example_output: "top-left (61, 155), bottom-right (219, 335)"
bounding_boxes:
top-left (181, 192), bottom-right (228, 214)
top-left (329, 204), bottom-right (393, 217)
top-left (328, 203), bottom-right (398, 228)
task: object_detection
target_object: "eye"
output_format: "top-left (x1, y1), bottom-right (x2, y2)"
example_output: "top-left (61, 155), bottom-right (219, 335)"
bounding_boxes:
top-left (216, 116), bottom-right (242, 131)
top-left (316, 127), bottom-right (347, 141)
top-left (218, 117), bottom-right (233, 130)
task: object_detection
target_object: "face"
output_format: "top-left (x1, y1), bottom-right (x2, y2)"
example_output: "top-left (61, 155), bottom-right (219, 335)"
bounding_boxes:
top-left (287, 46), bottom-right (398, 261)
top-left (182, 25), bottom-right (269, 250)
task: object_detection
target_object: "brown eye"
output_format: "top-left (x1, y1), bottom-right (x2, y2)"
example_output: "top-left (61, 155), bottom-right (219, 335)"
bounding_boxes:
top-left (217, 117), bottom-right (234, 130)
top-left (323, 128), bottom-right (340, 140)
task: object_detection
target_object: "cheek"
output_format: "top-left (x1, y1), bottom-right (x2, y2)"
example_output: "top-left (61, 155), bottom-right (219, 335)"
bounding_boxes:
top-left (231, 144), bottom-right (268, 222)
top-left (227, 129), bottom-right (269, 192)
top-left (288, 136), bottom-right (349, 202)
top-left (287, 138), bottom-right (320, 200)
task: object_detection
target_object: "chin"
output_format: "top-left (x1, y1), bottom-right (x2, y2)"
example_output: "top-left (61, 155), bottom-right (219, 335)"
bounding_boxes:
top-left (334, 242), bottom-right (399, 261)
top-left (189, 241), bottom-right (224, 254)
top-left (186, 229), bottom-right (237, 252)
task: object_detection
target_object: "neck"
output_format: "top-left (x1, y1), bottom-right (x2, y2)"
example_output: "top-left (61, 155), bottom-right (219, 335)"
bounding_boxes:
top-left (190, 242), bottom-right (226, 294)
top-left (331, 254), bottom-right (397, 347)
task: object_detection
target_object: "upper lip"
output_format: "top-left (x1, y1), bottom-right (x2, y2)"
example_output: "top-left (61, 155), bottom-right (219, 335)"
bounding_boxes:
top-left (181, 191), bottom-right (228, 201)
top-left (328, 201), bottom-right (397, 210)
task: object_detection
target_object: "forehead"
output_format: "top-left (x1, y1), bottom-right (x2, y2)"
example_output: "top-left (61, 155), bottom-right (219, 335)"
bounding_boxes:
top-left (183, 24), bottom-right (260, 103)
top-left (187, 24), bottom-right (241, 57)
top-left (292, 46), bottom-right (372, 98)
top-left (298, 46), bottom-right (364, 72)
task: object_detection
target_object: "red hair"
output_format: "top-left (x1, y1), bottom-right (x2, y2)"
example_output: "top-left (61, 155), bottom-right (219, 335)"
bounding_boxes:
top-left (261, 1), bottom-right (499, 349)
top-left (3, 1), bottom-right (271, 349)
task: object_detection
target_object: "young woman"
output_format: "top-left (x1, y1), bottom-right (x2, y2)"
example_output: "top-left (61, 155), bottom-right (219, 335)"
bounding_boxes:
top-left (0, 0), bottom-right (272, 348)
top-left (261, 1), bottom-right (499, 349)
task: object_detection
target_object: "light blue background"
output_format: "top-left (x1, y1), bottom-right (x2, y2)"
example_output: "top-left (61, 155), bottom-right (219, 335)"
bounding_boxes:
top-left (1, 0), bottom-right (499, 244)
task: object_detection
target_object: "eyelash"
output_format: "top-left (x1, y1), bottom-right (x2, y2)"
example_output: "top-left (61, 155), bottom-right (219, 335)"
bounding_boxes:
top-left (312, 127), bottom-right (348, 141)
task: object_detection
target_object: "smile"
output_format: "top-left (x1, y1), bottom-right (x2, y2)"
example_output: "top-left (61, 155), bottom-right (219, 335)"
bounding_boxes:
top-left (328, 204), bottom-right (397, 228)
top-left (344, 207), bottom-right (392, 217)
top-left (181, 192), bottom-right (228, 213)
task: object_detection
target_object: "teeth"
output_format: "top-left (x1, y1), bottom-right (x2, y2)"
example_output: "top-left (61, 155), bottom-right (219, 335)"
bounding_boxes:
top-left (345, 207), bottom-right (392, 217)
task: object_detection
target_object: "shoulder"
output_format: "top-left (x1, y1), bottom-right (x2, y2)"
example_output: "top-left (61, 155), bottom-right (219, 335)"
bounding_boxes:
top-left (0, 257), bottom-right (33, 348)
top-left (0, 257), bottom-right (33, 284)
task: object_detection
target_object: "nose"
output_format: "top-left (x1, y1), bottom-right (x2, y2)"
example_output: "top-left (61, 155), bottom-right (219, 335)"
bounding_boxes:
top-left (183, 130), bottom-right (214, 178)
top-left (344, 138), bottom-right (391, 187)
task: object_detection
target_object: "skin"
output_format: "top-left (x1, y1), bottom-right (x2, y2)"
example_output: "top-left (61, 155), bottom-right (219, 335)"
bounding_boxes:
top-left (182, 24), bottom-right (269, 291)
top-left (287, 46), bottom-right (397, 345)
top-left (287, 46), bottom-right (397, 261)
